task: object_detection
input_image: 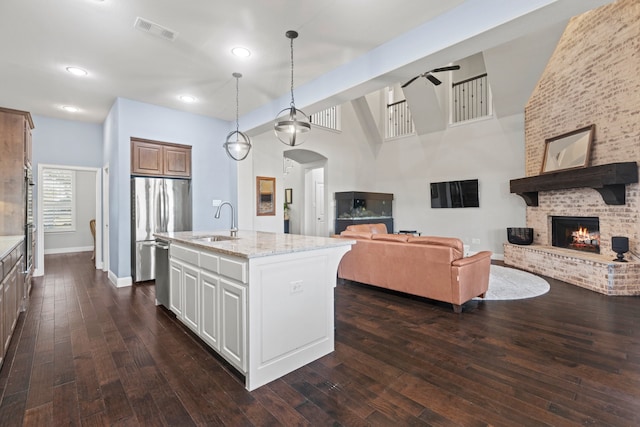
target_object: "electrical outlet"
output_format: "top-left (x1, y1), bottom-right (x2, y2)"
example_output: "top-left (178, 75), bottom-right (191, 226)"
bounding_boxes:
top-left (472, 238), bottom-right (480, 244)
top-left (290, 280), bottom-right (303, 294)
top-left (212, 199), bottom-right (222, 207)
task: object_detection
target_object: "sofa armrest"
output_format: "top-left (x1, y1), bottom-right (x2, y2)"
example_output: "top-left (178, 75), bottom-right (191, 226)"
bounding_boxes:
top-left (450, 251), bottom-right (492, 305)
top-left (452, 250), bottom-right (492, 267)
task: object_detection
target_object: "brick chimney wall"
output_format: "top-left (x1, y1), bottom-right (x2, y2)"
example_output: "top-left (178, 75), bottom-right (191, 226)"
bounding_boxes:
top-left (524, 0), bottom-right (640, 256)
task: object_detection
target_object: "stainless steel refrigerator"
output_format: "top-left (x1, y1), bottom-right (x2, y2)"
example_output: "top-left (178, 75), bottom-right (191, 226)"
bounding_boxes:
top-left (131, 177), bottom-right (192, 282)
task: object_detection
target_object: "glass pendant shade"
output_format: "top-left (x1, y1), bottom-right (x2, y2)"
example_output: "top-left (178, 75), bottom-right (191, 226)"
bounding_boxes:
top-left (274, 30), bottom-right (310, 147)
top-left (224, 72), bottom-right (252, 161)
top-left (274, 106), bottom-right (310, 146)
top-left (224, 130), bottom-right (251, 161)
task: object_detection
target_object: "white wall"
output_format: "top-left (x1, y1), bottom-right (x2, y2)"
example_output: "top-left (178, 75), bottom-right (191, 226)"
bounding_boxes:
top-left (238, 101), bottom-right (378, 234)
top-left (240, 100), bottom-right (526, 257)
top-left (374, 114), bottom-right (527, 257)
top-left (44, 169), bottom-right (96, 254)
top-left (31, 115), bottom-right (103, 271)
top-left (104, 98), bottom-right (233, 281)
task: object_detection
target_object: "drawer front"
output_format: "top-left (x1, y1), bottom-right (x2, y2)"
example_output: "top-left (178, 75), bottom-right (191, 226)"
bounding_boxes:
top-left (200, 252), bottom-right (219, 273)
top-left (171, 244), bottom-right (199, 265)
top-left (219, 257), bottom-right (247, 283)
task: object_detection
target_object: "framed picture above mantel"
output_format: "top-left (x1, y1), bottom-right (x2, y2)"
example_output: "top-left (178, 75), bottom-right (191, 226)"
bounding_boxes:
top-left (541, 124), bottom-right (594, 174)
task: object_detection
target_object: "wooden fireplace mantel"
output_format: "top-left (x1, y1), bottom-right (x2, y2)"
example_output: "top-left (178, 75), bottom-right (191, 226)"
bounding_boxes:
top-left (510, 162), bottom-right (638, 206)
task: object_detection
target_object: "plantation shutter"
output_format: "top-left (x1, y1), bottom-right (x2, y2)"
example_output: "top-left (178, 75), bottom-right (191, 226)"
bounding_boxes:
top-left (42, 168), bottom-right (76, 232)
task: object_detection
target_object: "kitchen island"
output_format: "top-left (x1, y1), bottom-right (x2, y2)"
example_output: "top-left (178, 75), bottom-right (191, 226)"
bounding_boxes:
top-left (153, 230), bottom-right (354, 391)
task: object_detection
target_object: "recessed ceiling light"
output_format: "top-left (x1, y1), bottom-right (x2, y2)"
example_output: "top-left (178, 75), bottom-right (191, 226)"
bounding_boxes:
top-left (66, 66), bottom-right (88, 76)
top-left (61, 105), bottom-right (79, 113)
top-left (179, 95), bottom-right (197, 103)
top-left (231, 47), bottom-right (251, 58)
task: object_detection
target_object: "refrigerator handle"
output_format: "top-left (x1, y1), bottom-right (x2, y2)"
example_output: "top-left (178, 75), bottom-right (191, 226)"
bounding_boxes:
top-left (163, 180), bottom-right (169, 231)
top-left (156, 180), bottom-right (164, 233)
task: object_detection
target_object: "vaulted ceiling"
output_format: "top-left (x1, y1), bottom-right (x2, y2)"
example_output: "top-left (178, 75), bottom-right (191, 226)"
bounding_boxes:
top-left (0, 0), bottom-right (614, 133)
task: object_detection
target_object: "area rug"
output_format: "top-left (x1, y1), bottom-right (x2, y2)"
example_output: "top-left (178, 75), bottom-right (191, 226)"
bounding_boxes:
top-left (476, 265), bottom-right (550, 301)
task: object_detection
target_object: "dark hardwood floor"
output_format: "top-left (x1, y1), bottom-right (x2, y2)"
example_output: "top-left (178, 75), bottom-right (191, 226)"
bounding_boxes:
top-left (1, 252), bottom-right (639, 426)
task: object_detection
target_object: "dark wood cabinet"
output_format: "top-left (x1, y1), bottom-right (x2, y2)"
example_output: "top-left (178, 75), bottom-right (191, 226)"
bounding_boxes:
top-left (0, 107), bottom-right (33, 235)
top-left (131, 137), bottom-right (191, 178)
top-left (163, 144), bottom-right (191, 177)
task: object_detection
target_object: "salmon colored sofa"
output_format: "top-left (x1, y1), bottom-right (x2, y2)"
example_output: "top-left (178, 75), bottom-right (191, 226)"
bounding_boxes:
top-left (336, 223), bottom-right (491, 313)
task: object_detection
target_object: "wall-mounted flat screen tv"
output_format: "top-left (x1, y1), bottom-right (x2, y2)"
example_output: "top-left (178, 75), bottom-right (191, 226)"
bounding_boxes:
top-left (430, 179), bottom-right (479, 208)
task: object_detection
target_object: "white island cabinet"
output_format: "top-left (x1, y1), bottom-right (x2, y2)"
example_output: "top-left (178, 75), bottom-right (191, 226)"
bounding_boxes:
top-left (155, 230), bottom-right (354, 391)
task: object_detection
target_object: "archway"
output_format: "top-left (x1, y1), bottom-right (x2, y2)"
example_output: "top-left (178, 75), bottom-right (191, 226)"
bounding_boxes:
top-left (282, 149), bottom-right (328, 237)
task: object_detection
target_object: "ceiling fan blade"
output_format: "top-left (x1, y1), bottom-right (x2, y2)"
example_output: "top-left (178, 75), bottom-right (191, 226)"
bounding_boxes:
top-left (431, 65), bottom-right (461, 73)
top-left (426, 74), bottom-right (442, 85)
top-left (401, 75), bottom-right (420, 88)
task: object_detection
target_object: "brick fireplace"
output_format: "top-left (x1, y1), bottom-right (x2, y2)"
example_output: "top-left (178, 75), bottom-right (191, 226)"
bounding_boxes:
top-left (504, 0), bottom-right (640, 296)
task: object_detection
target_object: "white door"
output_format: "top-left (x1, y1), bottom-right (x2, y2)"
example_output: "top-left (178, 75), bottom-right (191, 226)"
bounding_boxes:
top-left (315, 181), bottom-right (325, 236)
top-left (304, 167), bottom-right (325, 237)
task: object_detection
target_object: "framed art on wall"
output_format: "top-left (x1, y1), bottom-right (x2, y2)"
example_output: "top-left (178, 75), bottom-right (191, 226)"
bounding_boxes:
top-left (541, 125), bottom-right (594, 174)
top-left (256, 176), bottom-right (276, 216)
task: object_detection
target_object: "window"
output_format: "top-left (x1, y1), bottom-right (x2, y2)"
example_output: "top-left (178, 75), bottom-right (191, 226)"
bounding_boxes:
top-left (42, 168), bottom-right (76, 232)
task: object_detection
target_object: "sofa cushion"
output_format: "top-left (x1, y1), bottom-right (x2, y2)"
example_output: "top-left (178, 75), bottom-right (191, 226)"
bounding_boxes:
top-left (340, 230), bottom-right (373, 239)
top-left (345, 223), bottom-right (388, 234)
top-left (408, 236), bottom-right (464, 254)
top-left (372, 233), bottom-right (409, 243)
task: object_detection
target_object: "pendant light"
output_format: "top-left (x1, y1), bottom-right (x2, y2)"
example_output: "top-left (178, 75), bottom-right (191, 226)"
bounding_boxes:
top-left (224, 72), bottom-right (252, 161)
top-left (274, 30), bottom-right (310, 146)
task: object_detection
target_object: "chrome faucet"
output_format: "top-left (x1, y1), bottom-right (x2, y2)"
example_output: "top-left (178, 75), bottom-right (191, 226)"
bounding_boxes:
top-left (214, 201), bottom-right (237, 236)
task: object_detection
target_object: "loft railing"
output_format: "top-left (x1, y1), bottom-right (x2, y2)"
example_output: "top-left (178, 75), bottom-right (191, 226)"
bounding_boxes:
top-left (452, 73), bottom-right (490, 123)
top-left (309, 106), bottom-right (340, 130)
top-left (387, 99), bottom-right (415, 138)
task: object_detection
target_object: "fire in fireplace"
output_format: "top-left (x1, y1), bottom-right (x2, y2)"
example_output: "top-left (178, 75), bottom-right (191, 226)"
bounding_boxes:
top-left (551, 216), bottom-right (600, 254)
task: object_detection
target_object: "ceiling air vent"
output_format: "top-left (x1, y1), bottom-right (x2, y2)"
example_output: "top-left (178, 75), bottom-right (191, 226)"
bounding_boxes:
top-left (134, 17), bottom-right (178, 42)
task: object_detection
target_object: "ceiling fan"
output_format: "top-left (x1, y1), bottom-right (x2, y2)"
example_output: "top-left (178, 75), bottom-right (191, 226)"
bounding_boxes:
top-left (401, 65), bottom-right (461, 88)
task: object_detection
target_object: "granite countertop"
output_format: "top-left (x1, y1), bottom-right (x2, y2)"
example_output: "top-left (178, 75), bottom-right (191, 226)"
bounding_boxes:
top-left (0, 235), bottom-right (24, 260)
top-left (154, 230), bottom-right (355, 259)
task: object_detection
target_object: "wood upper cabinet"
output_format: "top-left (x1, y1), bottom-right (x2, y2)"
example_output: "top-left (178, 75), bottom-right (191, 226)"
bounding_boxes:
top-left (0, 107), bottom-right (34, 235)
top-left (131, 137), bottom-right (191, 178)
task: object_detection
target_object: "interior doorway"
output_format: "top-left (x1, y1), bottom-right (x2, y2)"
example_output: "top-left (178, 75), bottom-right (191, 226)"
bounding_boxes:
top-left (282, 150), bottom-right (328, 237)
top-left (36, 164), bottom-right (101, 276)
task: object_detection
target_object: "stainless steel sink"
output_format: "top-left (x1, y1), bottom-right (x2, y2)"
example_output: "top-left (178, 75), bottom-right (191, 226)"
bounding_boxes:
top-left (195, 235), bottom-right (237, 242)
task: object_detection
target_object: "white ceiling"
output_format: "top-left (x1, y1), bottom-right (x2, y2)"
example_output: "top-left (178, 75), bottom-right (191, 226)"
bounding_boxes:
top-left (0, 0), bottom-right (614, 127)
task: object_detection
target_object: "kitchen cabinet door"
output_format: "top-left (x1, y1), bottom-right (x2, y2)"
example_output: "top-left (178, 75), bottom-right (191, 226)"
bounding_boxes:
top-left (131, 139), bottom-right (164, 176)
top-left (220, 278), bottom-right (246, 372)
top-left (0, 107), bottom-right (33, 235)
top-left (3, 265), bottom-right (17, 353)
top-left (169, 260), bottom-right (183, 317)
top-left (181, 263), bottom-right (200, 333)
top-left (24, 119), bottom-right (32, 167)
top-left (200, 270), bottom-right (220, 350)
top-left (0, 283), bottom-right (4, 367)
top-left (163, 145), bottom-right (191, 177)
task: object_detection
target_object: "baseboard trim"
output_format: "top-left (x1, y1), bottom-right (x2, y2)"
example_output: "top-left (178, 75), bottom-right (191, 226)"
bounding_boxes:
top-left (108, 270), bottom-right (132, 288)
top-left (44, 246), bottom-right (93, 255)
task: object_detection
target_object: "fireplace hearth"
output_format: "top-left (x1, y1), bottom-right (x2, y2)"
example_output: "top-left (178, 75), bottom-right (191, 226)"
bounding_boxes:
top-left (551, 216), bottom-right (600, 253)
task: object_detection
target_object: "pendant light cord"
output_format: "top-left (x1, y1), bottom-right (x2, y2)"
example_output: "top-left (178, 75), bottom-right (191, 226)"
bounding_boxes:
top-left (290, 36), bottom-right (295, 108)
top-left (235, 76), bottom-right (240, 133)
